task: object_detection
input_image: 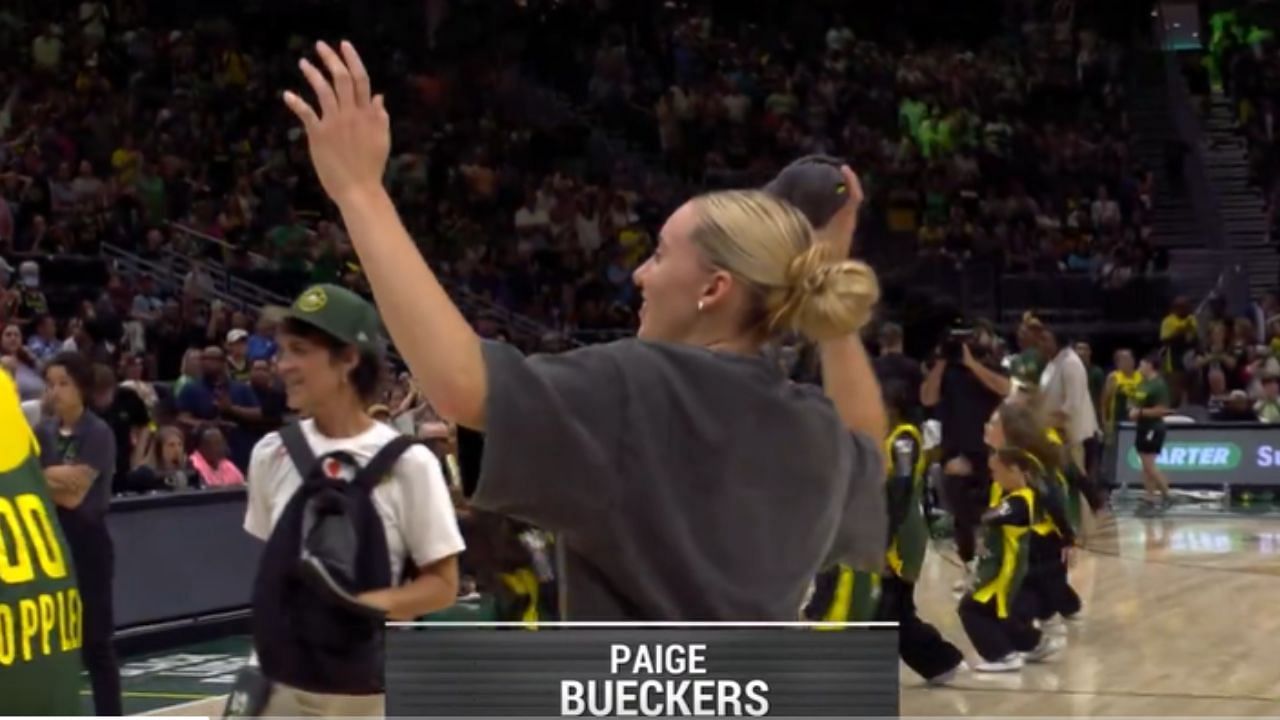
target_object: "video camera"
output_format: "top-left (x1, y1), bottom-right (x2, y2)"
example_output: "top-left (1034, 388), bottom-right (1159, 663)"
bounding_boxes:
top-left (940, 317), bottom-right (976, 363)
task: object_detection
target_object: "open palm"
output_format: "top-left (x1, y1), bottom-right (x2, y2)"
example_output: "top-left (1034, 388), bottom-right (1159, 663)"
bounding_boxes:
top-left (283, 41), bottom-right (390, 205)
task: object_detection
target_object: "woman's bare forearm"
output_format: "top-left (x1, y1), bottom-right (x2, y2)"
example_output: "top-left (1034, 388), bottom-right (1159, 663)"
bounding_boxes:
top-left (820, 335), bottom-right (887, 442)
top-left (358, 557), bottom-right (459, 620)
top-left (336, 187), bottom-right (488, 428)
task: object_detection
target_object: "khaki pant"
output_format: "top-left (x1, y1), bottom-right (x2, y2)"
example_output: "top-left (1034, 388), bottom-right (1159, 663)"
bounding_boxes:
top-left (1067, 442), bottom-right (1087, 476)
top-left (261, 682), bottom-right (385, 718)
top-left (1066, 441), bottom-right (1098, 540)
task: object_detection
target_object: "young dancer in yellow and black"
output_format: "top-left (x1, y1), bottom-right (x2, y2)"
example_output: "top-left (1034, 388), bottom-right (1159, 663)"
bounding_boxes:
top-left (875, 382), bottom-right (966, 683)
top-left (989, 398), bottom-right (1082, 632)
top-left (957, 444), bottom-right (1059, 672)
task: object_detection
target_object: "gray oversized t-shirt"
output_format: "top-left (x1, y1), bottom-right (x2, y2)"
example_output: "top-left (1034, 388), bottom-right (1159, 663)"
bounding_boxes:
top-left (470, 339), bottom-right (886, 620)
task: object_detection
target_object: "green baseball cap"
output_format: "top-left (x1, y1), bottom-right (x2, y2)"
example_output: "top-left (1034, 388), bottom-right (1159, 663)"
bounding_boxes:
top-left (282, 284), bottom-right (385, 355)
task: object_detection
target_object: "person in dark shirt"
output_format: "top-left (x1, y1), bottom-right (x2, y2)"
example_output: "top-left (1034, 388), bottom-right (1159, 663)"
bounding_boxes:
top-left (921, 325), bottom-right (1010, 585)
top-left (245, 357), bottom-right (288, 443)
top-left (35, 352), bottom-right (121, 715)
top-left (874, 322), bottom-right (923, 423)
top-left (89, 364), bottom-right (151, 493)
top-left (146, 301), bottom-right (185, 374)
top-left (176, 346), bottom-right (260, 469)
top-left (284, 44), bottom-right (888, 620)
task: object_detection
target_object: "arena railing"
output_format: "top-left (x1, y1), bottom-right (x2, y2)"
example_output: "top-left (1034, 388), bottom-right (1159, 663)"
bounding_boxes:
top-left (160, 222), bottom-right (579, 351)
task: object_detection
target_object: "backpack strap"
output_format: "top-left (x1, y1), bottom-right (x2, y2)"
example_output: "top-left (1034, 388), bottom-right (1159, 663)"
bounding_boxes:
top-left (278, 423), bottom-right (318, 478)
top-left (354, 435), bottom-right (422, 491)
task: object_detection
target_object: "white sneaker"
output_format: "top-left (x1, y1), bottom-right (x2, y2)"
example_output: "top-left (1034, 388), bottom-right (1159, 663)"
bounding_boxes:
top-left (1041, 616), bottom-right (1068, 636)
top-left (974, 654), bottom-right (1024, 673)
top-left (1022, 635), bottom-right (1066, 663)
top-left (926, 661), bottom-right (968, 686)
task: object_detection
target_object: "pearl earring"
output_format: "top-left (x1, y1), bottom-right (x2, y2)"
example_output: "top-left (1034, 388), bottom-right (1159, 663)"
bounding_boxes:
top-left (697, 300), bottom-right (705, 312)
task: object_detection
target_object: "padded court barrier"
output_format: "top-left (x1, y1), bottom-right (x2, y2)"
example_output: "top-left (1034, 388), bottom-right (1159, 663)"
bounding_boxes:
top-left (109, 488), bottom-right (259, 631)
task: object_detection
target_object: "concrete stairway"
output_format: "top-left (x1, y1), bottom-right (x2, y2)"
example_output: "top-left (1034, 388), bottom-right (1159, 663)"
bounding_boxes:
top-left (1131, 78), bottom-right (1221, 302)
top-left (1201, 93), bottom-right (1277, 297)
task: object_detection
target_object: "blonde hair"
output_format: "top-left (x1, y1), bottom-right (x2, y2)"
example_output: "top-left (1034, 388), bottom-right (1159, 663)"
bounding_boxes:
top-left (153, 426), bottom-right (186, 471)
top-left (688, 190), bottom-right (879, 342)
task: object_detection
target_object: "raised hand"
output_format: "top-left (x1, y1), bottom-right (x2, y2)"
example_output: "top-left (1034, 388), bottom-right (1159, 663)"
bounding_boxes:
top-left (283, 41), bottom-right (390, 206)
top-left (815, 165), bottom-right (865, 259)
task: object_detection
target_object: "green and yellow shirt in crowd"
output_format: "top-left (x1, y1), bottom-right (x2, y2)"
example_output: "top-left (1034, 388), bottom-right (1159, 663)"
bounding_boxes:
top-left (1106, 369), bottom-right (1143, 432)
top-left (0, 371), bottom-right (83, 715)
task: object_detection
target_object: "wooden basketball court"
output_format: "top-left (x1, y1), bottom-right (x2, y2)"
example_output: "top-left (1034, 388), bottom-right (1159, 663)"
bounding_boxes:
top-left (131, 512), bottom-right (1280, 717)
top-left (903, 512), bottom-right (1280, 716)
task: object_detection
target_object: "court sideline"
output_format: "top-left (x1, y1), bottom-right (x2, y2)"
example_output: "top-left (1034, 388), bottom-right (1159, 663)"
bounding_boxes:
top-left (123, 514), bottom-right (1280, 717)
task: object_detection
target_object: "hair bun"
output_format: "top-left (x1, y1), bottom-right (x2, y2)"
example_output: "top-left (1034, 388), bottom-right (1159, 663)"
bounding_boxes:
top-left (767, 244), bottom-right (880, 342)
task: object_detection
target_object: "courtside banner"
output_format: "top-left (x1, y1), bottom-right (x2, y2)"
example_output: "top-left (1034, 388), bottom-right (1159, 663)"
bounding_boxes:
top-left (385, 622), bottom-right (899, 717)
top-left (1113, 422), bottom-right (1280, 487)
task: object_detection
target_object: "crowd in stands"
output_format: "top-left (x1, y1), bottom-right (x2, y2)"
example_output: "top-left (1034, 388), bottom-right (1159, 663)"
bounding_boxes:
top-left (1196, 8), bottom-right (1280, 245)
top-left (536, 2), bottom-right (1168, 289)
top-left (0, 0), bottom-right (1224, 503)
top-left (1156, 288), bottom-right (1280, 422)
top-left (1, 2), bottom-right (1174, 346)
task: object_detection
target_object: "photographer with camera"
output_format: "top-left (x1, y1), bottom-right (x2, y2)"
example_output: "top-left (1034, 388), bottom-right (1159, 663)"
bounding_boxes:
top-left (921, 320), bottom-right (1011, 589)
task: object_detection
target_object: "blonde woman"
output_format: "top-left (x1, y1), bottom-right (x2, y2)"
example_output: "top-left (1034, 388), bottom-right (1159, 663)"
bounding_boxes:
top-left (283, 42), bottom-right (887, 620)
top-left (173, 348), bottom-right (203, 396)
top-left (126, 426), bottom-right (194, 491)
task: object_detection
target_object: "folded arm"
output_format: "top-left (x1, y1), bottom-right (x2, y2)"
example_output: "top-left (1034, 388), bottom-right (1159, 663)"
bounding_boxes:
top-left (45, 464), bottom-right (97, 509)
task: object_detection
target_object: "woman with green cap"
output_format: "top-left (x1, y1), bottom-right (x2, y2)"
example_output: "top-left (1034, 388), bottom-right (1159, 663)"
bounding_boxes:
top-left (242, 283), bottom-right (464, 716)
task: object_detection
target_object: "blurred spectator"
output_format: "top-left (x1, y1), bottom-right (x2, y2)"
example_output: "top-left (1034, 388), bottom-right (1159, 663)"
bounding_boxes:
top-left (247, 314), bottom-right (279, 362)
top-left (873, 322), bottom-right (922, 422)
top-left (1160, 296), bottom-right (1198, 406)
top-left (175, 345), bottom-right (259, 468)
top-left (13, 261), bottom-right (48, 325)
top-left (226, 328), bottom-right (250, 381)
top-left (189, 426), bottom-right (244, 487)
top-left (247, 357), bottom-right (288, 432)
top-left (172, 348), bottom-right (203, 397)
top-left (89, 363), bottom-right (149, 493)
top-left (117, 352), bottom-right (158, 414)
top-left (26, 313), bottom-right (60, 363)
top-left (1214, 389), bottom-right (1259, 422)
top-left (2, 322), bottom-right (44, 400)
top-left (1257, 373), bottom-right (1280, 422)
top-left (125, 426), bottom-right (195, 492)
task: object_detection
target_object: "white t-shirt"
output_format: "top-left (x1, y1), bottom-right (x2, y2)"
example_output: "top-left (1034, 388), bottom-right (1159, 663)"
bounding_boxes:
top-left (722, 93), bottom-right (750, 124)
top-left (575, 213), bottom-right (603, 253)
top-left (244, 419), bottom-right (465, 581)
top-left (514, 206), bottom-right (550, 234)
top-left (1039, 348), bottom-right (1100, 445)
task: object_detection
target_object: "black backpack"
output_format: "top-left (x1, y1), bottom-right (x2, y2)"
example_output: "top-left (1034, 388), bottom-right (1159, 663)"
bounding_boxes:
top-left (250, 423), bottom-right (422, 696)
